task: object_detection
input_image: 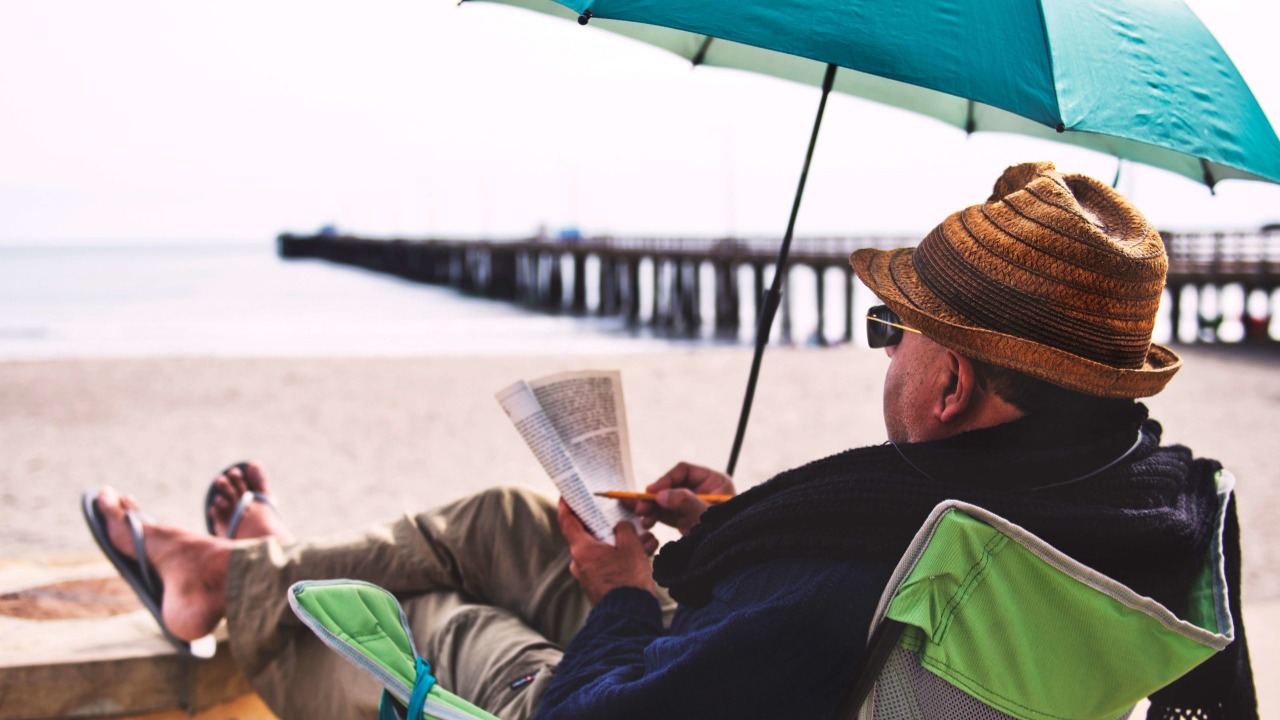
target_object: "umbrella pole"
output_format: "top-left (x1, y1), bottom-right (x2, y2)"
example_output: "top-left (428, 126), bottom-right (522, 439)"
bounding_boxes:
top-left (726, 63), bottom-right (837, 476)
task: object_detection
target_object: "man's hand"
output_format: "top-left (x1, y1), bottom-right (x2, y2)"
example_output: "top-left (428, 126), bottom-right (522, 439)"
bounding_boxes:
top-left (631, 461), bottom-right (736, 536)
top-left (557, 499), bottom-right (657, 605)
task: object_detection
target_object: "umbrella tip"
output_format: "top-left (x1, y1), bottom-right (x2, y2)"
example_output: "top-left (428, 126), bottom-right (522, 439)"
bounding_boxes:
top-left (1055, 123), bottom-right (1066, 134)
top-left (578, 10), bottom-right (592, 25)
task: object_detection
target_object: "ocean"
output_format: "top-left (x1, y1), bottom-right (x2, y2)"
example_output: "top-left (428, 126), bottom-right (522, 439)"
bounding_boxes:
top-left (0, 243), bottom-right (704, 359)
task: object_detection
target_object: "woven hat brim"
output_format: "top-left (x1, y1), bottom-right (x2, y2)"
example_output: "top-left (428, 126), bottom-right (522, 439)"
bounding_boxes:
top-left (850, 247), bottom-right (1181, 398)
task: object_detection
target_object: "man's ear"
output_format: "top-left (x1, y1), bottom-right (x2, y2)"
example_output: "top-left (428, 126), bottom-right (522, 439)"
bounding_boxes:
top-left (935, 350), bottom-right (978, 424)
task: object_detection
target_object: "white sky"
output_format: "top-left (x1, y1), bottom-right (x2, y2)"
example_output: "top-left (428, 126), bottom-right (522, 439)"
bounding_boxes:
top-left (1, 0), bottom-right (1277, 244)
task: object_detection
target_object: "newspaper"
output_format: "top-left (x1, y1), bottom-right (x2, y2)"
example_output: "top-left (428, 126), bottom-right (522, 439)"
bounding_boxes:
top-left (495, 370), bottom-right (638, 545)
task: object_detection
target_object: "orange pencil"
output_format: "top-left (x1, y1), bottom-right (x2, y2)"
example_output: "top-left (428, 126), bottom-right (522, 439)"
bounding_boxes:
top-left (593, 490), bottom-right (733, 504)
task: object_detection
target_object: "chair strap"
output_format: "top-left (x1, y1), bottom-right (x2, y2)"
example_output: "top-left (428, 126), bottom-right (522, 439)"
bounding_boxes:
top-left (832, 619), bottom-right (907, 719)
top-left (406, 656), bottom-right (437, 720)
top-left (376, 657), bottom-right (437, 720)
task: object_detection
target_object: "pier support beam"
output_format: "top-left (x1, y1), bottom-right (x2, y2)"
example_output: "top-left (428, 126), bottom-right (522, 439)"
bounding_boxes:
top-left (515, 252), bottom-right (531, 305)
top-left (490, 250), bottom-right (517, 300)
top-left (684, 260), bottom-right (702, 332)
top-left (625, 258), bottom-right (641, 324)
top-left (1167, 285), bottom-right (1183, 343)
top-left (600, 256), bottom-right (617, 315)
top-left (572, 252), bottom-right (588, 314)
top-left (555, 254), bottom-right (567, 311)
top-left (779, 266), bottom-right (792, 345)
top-left (667, 259), bottom-right (683, 330)
top-left (609, 258), bottom-right (625, 315)
top-left (714, 261), bottom-right (740, 336)
top-left (460, 249), bottom-right (479, 295)
top-left (448, 249), bottom-right (462, 287)
top-left (651, 257), bottom-right (664, 326)
top-left (814, 264), bottom-right (827, 346)
top-left (843, 266), bottom-right (855, 343)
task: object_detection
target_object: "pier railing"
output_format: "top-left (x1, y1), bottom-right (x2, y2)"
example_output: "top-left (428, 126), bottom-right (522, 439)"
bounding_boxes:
top-left (278, 229), bottom-right (1280, 345)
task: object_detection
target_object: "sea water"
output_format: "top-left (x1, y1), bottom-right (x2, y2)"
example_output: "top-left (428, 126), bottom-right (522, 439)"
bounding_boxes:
top-left (0, 242), bottom-right (696, 359)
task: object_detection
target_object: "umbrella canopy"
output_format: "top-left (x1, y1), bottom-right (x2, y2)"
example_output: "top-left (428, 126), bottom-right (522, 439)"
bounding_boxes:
top-left (472, 0), bottom-right (1280, 188)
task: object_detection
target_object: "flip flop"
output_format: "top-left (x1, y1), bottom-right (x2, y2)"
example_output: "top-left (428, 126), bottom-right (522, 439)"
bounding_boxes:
top-left (203, 462), bottom-right (282, 539)
top-left (80, 490), bottom-right (216, 658)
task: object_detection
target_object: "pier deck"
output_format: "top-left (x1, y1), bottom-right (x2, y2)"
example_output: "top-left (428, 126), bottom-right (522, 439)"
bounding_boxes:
top-left (279, 230), bottom-right (1280, 345)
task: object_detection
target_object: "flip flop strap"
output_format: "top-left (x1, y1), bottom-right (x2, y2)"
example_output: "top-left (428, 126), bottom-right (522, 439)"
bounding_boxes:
top-left (226, 491), bottom-right (278, 539)
top-left (125, 509), bottom-right (157, 598)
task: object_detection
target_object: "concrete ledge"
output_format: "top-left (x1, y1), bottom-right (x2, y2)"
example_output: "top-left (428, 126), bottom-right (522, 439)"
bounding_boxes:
top-left (0, 557), bottom-right (269, 720)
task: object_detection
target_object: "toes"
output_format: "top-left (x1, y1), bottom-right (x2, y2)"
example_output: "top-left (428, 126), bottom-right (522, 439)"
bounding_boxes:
top-left (95, 486), bottom-right (137, 559)
top-left (241, 462), bottom-right (266, 493)
top-left (121, 493), bottom-right (141, 512)
top-left (207, 476), bottom-right (238, 534)
top-left (227, 467), bottom-right (248, 496)
top-left (98, 486), bottom-right (141, 517)
top-left (206, 462), bottom-right (283, 542)
top-left (212, 475), bottom-right (235, 501)
top-left (209, 492), bottom-right (232, 516)
top-left (96, 486), bottom-right (122, 515)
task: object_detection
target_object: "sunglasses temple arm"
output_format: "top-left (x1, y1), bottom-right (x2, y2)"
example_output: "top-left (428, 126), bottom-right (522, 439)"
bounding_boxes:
top-left (726, 63), bottom-right (837, 477)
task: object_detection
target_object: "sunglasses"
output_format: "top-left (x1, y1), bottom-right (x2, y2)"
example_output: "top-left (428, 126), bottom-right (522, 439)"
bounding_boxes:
top-left (866, 305), bottom-right (921, 348)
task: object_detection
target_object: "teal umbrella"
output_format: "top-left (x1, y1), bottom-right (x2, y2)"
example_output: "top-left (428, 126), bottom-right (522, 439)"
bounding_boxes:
top-left (460, 0), bottom-right (1280, 472)
top-left (474, 0), bottom-right (1280, 187)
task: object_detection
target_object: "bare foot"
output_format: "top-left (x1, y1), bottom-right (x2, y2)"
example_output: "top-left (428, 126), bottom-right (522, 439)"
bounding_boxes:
top-left (96, 486), bottom-right (231, 642)
top-left (207, 462), bottom-right (295, 543)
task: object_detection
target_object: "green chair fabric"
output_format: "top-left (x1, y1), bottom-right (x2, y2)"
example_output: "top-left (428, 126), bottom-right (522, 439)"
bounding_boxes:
top-left (288, 579), bottom-right (501, 720)
top-left (851, 472), bottom-right (1237, 720)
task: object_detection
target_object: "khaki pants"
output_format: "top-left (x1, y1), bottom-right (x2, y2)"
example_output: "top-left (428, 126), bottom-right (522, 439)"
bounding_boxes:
top-left (225, 486), bottom-right (672, 720)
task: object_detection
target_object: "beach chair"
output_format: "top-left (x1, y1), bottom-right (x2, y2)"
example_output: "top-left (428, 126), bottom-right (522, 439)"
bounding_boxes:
top-left (834, 473), bottom-right (1238, 720)
top-left (288, 579), bottom-right (500, 720)
top-left (290, 474), bottom-right (1236, 720)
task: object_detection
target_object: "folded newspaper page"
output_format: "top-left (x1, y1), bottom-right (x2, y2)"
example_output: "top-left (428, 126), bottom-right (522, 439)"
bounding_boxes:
top-left (496, 370), bottom-right (638, 544)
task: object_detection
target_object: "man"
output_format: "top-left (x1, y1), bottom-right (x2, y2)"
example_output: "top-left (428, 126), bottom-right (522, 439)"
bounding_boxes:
top-left (86, 162), bottom-right (1255, 719)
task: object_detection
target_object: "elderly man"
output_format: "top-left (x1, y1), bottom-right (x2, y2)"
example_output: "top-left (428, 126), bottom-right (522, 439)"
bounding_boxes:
top-left (85, 162), bottom-right (1255, 719)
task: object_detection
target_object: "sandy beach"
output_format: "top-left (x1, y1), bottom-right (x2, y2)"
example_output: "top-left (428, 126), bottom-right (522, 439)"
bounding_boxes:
top-left (2, 348), bottom-right (889, 554)
top-left (1, 344), bottom-right (1275, 591)
top-left (2, 345), bottom-right (1278, 713)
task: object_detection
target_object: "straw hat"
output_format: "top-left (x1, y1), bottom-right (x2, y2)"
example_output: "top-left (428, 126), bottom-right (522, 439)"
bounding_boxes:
top-left (850, 161), bottom-right (1180, 398)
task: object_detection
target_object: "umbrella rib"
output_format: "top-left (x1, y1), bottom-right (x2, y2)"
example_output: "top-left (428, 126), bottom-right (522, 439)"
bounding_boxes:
top-left (1200, 159), bottom-right (1217, 194)
top-left (1032, 0), bottom-right (1066, 131)
top-left (691, 36), bottom-right (714, 67)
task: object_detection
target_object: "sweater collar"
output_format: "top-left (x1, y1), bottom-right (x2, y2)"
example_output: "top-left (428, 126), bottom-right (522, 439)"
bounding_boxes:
top-left (884, 402), bottom-right (1152, 492)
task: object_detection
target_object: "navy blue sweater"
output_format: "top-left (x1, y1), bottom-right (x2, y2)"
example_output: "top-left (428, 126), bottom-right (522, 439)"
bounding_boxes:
top-left (532, 408), bottom-right (1252, 719)
top-left (534, 556), bottom-right (894, 719)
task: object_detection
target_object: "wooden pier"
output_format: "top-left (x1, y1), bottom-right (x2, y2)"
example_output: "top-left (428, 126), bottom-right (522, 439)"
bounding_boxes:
top-left (278, 230), bottom-right (1280, 345)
